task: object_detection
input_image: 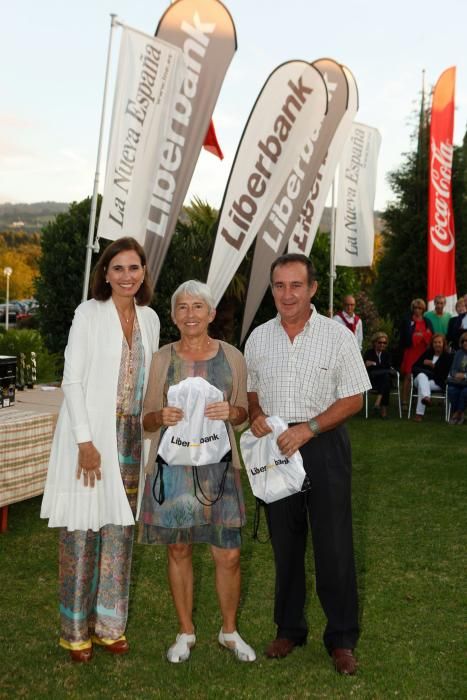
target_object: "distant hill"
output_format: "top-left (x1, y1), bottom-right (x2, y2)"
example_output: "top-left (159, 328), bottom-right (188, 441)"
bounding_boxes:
top-left (0, 202), bottom-right (69, 232)
top-left (0, 201), bottom-right (384, 236)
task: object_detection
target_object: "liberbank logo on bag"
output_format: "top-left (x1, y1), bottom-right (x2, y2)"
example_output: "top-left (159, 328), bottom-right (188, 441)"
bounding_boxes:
top-left (170, 432), bottom-right (221, 447)
top-left (158, 377), bottom-right (230, 466)
top-left (240, 416), bottom-right (307, 503)
top-left (250, 457), bottom-right (289, 475)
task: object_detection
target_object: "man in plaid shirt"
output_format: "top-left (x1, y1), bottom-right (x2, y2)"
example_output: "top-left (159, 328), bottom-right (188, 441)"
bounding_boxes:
top-left (245, 253), bottom-right (370, 675)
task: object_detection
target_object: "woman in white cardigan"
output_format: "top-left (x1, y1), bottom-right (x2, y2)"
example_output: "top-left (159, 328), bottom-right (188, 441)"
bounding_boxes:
top-left (41, 237), bottom-right (159, 662)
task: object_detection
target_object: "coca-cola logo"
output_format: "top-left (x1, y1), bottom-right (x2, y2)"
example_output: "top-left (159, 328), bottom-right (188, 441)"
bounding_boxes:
top-left (430, 139), bottom-right (455, 253)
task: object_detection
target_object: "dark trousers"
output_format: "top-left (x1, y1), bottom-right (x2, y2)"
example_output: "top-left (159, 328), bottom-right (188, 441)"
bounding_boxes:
top-left (369, 369), bottom-right (392, 406)
top-left (266, 425), bottom-right (359, 653)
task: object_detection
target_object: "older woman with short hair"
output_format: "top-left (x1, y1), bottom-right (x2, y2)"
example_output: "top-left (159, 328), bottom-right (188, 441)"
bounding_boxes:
top-left (363, 331), bottom-right (394, 418)
top-left (140, 280), bottom-right (255, 664)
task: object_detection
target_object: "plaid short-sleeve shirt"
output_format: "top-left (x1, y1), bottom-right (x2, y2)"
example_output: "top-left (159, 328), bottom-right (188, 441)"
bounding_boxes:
top-left (245, 306), bottom-right (371, 422)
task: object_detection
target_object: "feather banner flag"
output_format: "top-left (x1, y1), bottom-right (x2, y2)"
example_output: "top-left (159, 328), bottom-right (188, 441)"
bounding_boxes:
top-left (427, 66), bottom-right (456, 312)
top-left (239, 58), bottom-right (351, 341)
top-left (97, 26), bottom-right (186, 244)
top-left (207, 61), bottom-right (328, 315)
top-left (334, 122), bottom-right (381, 267)
top-left (288, 64), bottom-right (358, 256)
top-left (144, 0), bottom-right (237, 287)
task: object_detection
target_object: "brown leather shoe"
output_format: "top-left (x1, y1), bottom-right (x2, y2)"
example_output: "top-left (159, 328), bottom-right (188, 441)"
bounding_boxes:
top-left (70, 647), bottom-right (93, 663)
top-left (265, 638), bottom-right (297, 659)
top-left (331, 648), bottom-right (357, 675)
top-left (103, 639), bottom-right (129, 655)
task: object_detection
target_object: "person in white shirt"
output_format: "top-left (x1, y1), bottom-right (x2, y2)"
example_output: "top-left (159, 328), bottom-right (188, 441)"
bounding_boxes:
top-left (333, 295), bottom-right (363, 350)
top-left (245, 254), bottom-right (370, 675)
top-left (41, 237), bottom-right (160, 663)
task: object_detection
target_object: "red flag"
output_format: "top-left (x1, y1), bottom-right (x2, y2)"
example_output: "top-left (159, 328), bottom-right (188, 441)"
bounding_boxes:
top-left (203, 119), bottom-right (224, 159)
top-left (428, 67), bottom-right (457, 312)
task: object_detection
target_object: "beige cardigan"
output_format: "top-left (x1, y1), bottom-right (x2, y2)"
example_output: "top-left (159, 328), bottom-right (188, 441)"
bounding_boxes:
top-left (143, 340), bottom-right (248, 473)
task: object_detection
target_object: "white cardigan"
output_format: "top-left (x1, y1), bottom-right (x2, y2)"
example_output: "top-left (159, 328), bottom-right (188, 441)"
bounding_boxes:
top-left (41, 298), bottom-right (160, 531)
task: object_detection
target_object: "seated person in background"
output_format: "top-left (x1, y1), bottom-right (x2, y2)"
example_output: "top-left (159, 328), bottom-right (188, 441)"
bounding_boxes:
top-left (447, 331), bottom-right (467, 425)
top-left (333, 295), bottom-right (363, 350)
top-left (424, 295), bottom-right (451, 335)
top-left (412, 334), bottom-right (452, 422)
top-left (399, 299), bottom-right (433, 408)
top-left (363, 331), bottom-right (393, 419)
top-left (446, 298), bottom-right (467, 351)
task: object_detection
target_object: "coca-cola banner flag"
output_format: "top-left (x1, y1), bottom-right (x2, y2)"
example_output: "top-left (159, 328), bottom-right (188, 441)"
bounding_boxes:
top-left (428, 66), bottom-right (457, 312)
top-left (240, 58), bottom-right (350, 341)
top-left (334, 122), bottom-right (381, 267)
top-left (207, 61), bottom-right (328, 310)
top-left (97, 27), bottom-right (186, 244)
top-left (144, 0), bottom-right (237, 286)
top-left (288, 64), bottom-right (358, 257)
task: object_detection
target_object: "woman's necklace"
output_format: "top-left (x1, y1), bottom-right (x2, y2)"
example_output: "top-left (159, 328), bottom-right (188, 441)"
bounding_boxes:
top-left (179, 336), bottom-right (212, 355)
top-left (116, 305), bottom-right (135, 325)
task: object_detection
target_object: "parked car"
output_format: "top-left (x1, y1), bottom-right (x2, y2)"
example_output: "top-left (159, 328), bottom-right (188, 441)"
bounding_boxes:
top-left (0, 304), bottom-right (17, 325)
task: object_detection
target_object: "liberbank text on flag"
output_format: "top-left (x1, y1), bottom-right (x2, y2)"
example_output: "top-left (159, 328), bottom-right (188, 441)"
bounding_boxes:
top-left (144, 0), bottom-right (237, 287)
top-left (207, 61), bottom-right (328, 310)
top-left (288, 64), bottom-right (358, 257)
top-left (239, 59), bottom-right (351, 340)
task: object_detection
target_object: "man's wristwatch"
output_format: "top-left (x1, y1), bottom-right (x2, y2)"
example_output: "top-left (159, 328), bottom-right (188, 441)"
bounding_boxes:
top-left (307, 418), bottom-right (321, 437)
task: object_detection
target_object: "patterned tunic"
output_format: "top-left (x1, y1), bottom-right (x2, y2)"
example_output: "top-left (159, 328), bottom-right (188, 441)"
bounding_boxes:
top-left (139, 346), bottom-right (246, 549)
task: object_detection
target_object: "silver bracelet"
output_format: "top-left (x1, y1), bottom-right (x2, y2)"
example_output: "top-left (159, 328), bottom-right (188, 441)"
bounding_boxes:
top-left (307, 418), bottom-right (321, 436)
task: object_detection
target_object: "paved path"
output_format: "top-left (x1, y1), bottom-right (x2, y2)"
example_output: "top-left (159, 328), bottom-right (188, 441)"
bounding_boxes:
top-left (11, 385), bottom-right (63, 416)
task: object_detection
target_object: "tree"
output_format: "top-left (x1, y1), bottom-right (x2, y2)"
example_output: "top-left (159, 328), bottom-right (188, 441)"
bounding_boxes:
top-left (452, 129), bottom-right (467, 292)
top-left (374, 92), bottom-right (467, 326)
top-left (373, 98), bottom-right (430, 324)
top-left (35, 198), bottom-right (100, 355)
top-left (0, 244), bottom-right (40, 300)
top-left (155, 197), bottom-right (218, 345)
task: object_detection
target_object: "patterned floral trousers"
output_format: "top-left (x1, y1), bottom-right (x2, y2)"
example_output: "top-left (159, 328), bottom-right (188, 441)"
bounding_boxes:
top-left (59, 524), bottom-right (134, 649)
top-left (58, 415), bottom-right (141, 650)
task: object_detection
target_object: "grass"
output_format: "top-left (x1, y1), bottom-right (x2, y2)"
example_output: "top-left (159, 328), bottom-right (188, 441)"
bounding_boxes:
top-left (1, 405), bottom-right (466, 699)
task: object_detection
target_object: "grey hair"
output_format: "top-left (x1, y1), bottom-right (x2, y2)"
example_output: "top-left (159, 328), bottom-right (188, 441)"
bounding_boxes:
top-left (171, 280), bottom-right (216, 315)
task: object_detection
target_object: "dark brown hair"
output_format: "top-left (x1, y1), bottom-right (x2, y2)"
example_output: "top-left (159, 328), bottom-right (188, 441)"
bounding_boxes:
top-left (91, 237), bottom-right (152, 305)
top-left (270, 253), bottom-right (316, 286)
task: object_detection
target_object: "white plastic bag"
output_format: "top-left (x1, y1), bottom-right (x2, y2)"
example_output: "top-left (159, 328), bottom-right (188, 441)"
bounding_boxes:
top-left (158, 376), bottom-right (231, 466)
top-left (240, 416), bottom-right (308, 503)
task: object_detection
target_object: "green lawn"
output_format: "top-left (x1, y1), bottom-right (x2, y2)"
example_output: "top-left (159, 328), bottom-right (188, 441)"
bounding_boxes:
top-left (1, 410), bottom-right (466, 699)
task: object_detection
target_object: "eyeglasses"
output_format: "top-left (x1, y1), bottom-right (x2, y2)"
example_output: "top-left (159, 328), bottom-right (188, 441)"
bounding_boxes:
top-left (376, 341), bottom-right (388, 345)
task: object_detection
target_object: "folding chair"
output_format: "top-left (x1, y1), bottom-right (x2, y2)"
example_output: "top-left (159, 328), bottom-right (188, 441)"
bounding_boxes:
top-left (408, 374), bottom-right (450, 422)
top-left (364, 370), bottom-right (402, 418)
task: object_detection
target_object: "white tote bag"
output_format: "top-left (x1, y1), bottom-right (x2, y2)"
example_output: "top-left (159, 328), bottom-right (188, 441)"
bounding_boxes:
top-left (240, 416), bottom-right (308, 503)
top-left (158, 376), bottom-right (231, 466)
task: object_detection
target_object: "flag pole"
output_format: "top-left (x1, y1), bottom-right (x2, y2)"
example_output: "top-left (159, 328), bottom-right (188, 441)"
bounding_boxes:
top-left (329, 175), bottom-right (337, 317)
top-left (82, 13), bottom-right (121, 302)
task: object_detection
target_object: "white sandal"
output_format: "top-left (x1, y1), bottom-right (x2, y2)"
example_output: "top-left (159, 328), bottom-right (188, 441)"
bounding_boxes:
top-left (218, 629), bottom-right (256, 662)
top-left (167, 632), bottom-right (196, 663)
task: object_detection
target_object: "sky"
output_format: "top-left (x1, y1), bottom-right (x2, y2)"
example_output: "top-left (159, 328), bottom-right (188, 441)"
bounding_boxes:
top-left (1, 0), bottom-right (466, 212)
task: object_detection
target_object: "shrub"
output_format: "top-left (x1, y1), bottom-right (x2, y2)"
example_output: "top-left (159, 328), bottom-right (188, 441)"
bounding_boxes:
top-left (0, 329), bottom-right (61, 383)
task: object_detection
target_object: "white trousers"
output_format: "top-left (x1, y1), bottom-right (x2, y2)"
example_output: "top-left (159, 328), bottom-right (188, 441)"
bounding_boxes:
top-left (414, 373), bottom-right (441, 415)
